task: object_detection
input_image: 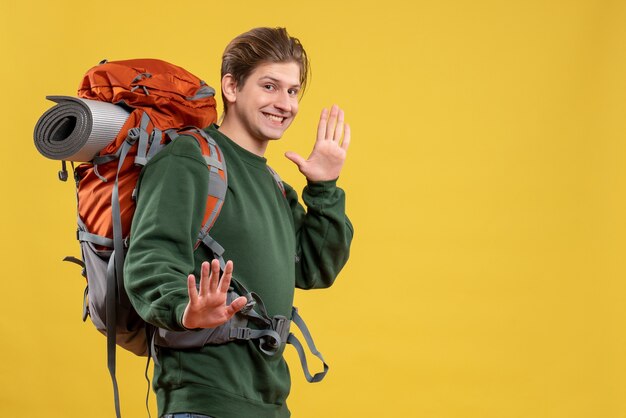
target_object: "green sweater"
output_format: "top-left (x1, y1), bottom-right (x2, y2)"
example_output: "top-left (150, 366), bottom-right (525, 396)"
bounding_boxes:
top-left (124, 124), bottom-right (353, 417)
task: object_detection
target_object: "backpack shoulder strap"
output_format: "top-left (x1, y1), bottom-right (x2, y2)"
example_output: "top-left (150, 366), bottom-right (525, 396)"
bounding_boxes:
top-left (169, 128), bottom-right (228, 265)
top-left (266, 164), bottom-right (286, 198)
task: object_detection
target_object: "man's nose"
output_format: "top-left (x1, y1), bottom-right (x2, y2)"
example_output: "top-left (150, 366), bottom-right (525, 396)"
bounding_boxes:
top-left (274, 90), bottom-right (292, 111)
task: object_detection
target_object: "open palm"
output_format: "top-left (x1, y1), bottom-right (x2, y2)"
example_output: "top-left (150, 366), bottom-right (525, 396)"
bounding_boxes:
top-left (182, 260), bottom-right (247, 329)
top-left (285, 105), bottom-right (351, 182)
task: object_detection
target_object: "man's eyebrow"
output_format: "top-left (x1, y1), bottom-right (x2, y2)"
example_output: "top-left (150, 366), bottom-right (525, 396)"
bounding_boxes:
top-left (259, 76), bottom-right (301, 88)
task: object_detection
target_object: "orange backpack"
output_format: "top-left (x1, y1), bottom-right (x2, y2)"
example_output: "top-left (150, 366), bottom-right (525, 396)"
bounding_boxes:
top-left (75, 58), bottom-right (219, 243)
top-left (68, 59), bottom-right (224, 417)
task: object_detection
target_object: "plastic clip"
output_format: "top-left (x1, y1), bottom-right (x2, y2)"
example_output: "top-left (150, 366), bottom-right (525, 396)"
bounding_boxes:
top-left (127, 128), bottom-right (140, 142)
top-left (230, 328), bottom-right (252, 340)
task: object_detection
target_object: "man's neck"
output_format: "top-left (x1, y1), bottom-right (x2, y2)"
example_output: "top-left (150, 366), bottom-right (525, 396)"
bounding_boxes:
top-left (217, 118), bottom-right (269, 157)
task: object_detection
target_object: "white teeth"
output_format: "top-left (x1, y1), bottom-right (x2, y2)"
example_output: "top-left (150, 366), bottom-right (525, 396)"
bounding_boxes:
top-left (264, 113), bottom-right (284, 122)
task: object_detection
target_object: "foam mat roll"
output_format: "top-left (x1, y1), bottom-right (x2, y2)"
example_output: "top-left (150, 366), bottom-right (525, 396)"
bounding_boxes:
top-left (34, 96), bottom-right (131, 162)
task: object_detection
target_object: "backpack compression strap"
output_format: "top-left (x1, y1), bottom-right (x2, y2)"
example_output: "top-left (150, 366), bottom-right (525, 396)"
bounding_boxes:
top-left (106, 125), bottom-right (140, 418)
top-left (288, 308), bottom-right (329, 383)
top-left (103, 111), bottom-right (153, 418)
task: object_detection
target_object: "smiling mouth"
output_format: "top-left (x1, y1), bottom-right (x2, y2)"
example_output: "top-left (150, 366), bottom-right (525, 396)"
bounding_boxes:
top-left (263, 113), bottom-right (286, 124)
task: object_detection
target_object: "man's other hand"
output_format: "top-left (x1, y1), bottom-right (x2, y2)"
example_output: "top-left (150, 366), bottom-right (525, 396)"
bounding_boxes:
top-left (182, 259), bottom-right (247, 329)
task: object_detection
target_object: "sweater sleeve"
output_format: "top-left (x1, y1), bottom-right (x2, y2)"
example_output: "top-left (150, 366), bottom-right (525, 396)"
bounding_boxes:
top-left (286, 179), bottom-right (354, 290)
top-left (123, 136), bottom-right (209, 331)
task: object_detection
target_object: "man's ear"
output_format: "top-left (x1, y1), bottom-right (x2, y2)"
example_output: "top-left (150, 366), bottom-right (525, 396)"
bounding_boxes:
top-left (222, 74), bottom-right (238, 105)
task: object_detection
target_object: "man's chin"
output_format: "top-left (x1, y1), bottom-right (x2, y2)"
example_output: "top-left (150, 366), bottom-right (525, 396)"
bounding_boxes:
top-left (263, 129), bottom-right (287, 141)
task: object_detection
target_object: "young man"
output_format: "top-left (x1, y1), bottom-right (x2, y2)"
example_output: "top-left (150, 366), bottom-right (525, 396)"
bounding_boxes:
top-left (124, 27), bottom-right (353, 418)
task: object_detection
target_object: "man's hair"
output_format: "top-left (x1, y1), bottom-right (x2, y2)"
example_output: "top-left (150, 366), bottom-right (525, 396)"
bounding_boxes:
top-left (220, 27), bottom-right (310, 112)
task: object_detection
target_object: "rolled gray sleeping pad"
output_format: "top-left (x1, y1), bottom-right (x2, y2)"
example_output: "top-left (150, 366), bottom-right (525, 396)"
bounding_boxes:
top-left (34, 96), bottom-right (131, 162)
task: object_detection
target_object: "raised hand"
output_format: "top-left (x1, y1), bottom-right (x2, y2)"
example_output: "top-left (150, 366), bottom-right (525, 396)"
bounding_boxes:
top-left (182, 259), bottom-right (248, 329)
top-left (285, 105), bottom-right (351, 182)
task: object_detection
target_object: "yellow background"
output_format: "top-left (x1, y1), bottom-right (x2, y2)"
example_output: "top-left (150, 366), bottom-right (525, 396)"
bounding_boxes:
top-left (1, 0), bottom-right (625, 417)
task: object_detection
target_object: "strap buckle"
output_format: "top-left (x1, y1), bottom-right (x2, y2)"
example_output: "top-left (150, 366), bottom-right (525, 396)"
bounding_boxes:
top-left (229, 327), bottom-right (252, 340)
top-left (126, 128), bottom-right (140, 143)
top-left (272, 316), bottom-right (290, 342)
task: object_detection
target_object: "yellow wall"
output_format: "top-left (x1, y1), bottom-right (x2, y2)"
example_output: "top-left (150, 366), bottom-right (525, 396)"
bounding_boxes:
top-left (1, 0), bottom-right (625, 416)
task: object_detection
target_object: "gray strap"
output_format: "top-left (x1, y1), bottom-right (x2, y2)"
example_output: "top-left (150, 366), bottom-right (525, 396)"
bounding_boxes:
top-left (112, 138), bottom-right (133, 296)
top-left (146, 129), bottom-right (164, 160)
top-left (204, 155), bottom-right (223, 170)
top-left (93, 163), bottom-right (107, 182)
top-left (187, 84), bottom-right (216, 100)
top-left (150, 328), bottom-right (160, 368)
top-left (143, 326), bottom-right (155, 418)
top-left (134, 112), bottom-right (151, 166)
top-left (207, 171), bottom-right (227, 198)
top-left (200, 235), bottom-right (225, 261)
top-left (266, 165), bottom-right (286, 196)
top-left (75, 217), bottom-right (112, 251)
top-left (93, 136), bottom-right (126, 165)
top-left (287, 308), bottom-right (329, 383)
top-left (165, 129), bottom-right (179, 141)
top-left (227, 280), bottom-right (272, 328)
top-left (93, 145), bottom-right (125, 166)
top-left (272, 316), bottom-right (291, 342)
top-left (198, 191), bottom-right (224, 241)
top-left (198, 172), bottom-right (227, 246)
top-left (228, 328), bottom-right (283, 356)
top-left (107, 136), bottom-right (134, 418)
top-left (106, 250), bottom-right (121, 417)
top-left (130, 72), bottom-right (152, 84)
top-left (194, 127), bottom-right (212, 142)
top-left (229, 327), bottom-right (279, 342)
top-left (248, 292), bottom-right (272, 323)
top-left (144, 355), bottom-right (152, 418)
top-left (196, 134), bottom-right (227, 248)
top-left (93, 154), bottom-right (118, 165)
top-left (78, 230), bottom-right (114, 248)
top-left (239, 304), bottom-right (272, 328)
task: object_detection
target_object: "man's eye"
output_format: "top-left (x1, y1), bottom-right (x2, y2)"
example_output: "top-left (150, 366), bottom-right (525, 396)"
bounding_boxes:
top-left (264, 84), bottom-right (275, 91)
top-left (288, 89), bottom-right (299, 96)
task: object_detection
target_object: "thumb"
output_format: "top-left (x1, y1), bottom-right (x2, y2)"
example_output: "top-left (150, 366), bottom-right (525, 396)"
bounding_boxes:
top-left (285, 151), bottom-right (306, 168)
top-left (225, 296), bottom-right (248, 317)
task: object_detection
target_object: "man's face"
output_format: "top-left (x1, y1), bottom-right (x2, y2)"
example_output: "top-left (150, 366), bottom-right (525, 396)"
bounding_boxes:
top-left (227, 61), bottom-right (301, 143)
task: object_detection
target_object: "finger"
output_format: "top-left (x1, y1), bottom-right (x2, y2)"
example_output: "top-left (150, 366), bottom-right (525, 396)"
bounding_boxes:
top-left (208, 259), bottom-right (221, 293)
top-left (317, 108), bottom-right (328, 141)
top-left (325, 105), bottom-right (339, 139)
top-left (333, 108), bottom-right (344, 141)
top-left (198, 261), bottom-right (211, 295)
top-left (187, 274), bottom-right (199, 306)
top-left (284, 151), bottom-right (306, 168)
top-left (224, 296), bottom-right (248, 317)
top-left (341, 123), bottom-right (351, 151)
top-left (218, 260), bottom-right (234, 294)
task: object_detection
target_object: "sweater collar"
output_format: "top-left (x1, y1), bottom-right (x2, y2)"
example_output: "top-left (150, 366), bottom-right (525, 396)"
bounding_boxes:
top-left (207, 124), bottom-right (268, 169)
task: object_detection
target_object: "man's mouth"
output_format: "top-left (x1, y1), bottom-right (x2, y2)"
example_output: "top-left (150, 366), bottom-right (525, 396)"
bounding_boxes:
top-left (263, 113), bottom-right (286, 124)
